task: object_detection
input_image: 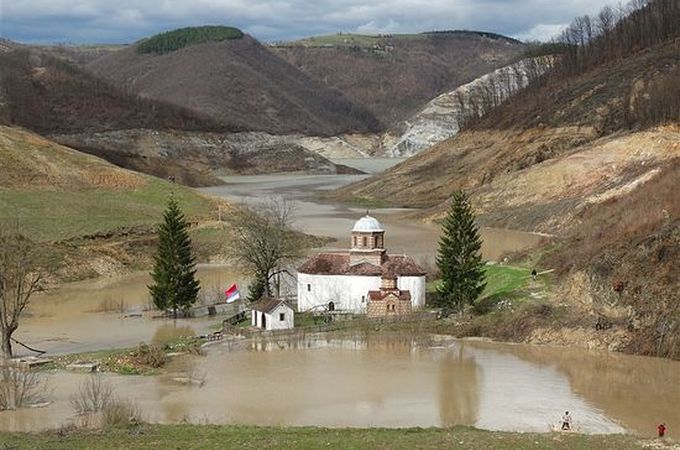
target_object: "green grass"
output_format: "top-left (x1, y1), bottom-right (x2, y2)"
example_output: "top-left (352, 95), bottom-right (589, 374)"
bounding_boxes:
top-left (428, 265), bottom-right (533, 299)
top-left (0, 425), bottom-right (654, 449)
top-left (0, 179), bottom-right (215, 241)
top-left (483, 264), bottom-right (532, 299)
top-left (136, 26), bottom-right (244, 54)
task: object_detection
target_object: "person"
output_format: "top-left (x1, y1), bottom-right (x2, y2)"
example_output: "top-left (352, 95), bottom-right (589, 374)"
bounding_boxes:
top-left (561, 411), bottom-right (572, 431)
top-left (658, 423), bottom-right (666, 438)
top-left (531, 269), bottom-right (537, 281)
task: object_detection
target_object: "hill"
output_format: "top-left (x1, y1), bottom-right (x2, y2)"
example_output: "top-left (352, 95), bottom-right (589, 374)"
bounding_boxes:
top-left (0, 48), bottom-right (356, 185)
top-left (335, 0), bottom-right (680, 359)
top-left (336, 38), bottom-right (680, 212)
top-left (0, 125), bottom-right (229, 280)
top-left (87, 29), bottom-right (380, 136)
top-left (272, 31), bottom-right (525, 126)
top-left (0, 126), bottom-right (217, 241)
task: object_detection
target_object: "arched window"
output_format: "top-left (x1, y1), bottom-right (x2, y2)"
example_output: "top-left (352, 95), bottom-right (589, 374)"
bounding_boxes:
top-left (353, 236), bottom-right (357, 246)
top-left (362, 236), bottom-right (367, 247)
top-left (328, 301), bottom-right (335, 312)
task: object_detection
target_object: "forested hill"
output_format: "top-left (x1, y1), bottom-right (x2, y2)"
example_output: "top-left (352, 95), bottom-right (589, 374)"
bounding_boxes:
top-left (0, 48), bottom-right (224, 135)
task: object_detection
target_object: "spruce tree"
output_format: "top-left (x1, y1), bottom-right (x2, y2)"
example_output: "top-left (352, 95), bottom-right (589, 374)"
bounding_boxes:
top-left (148, 195), bottom-right (200, 317)
top-left (436, 190), bottom-right (486, 315)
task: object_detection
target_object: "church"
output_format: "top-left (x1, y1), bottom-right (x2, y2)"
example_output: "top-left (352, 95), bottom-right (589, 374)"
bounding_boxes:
top-left (297, 214), bottom-right (426, 313)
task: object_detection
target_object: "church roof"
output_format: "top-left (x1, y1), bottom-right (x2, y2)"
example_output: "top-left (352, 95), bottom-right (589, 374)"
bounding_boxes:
top-left (352, 215), bottom-right (384, 232)
top-left (298, 253), bottom-right (426, 276)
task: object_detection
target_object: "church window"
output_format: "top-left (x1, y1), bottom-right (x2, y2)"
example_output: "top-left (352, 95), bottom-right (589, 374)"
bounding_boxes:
top-left (307, 284), bottom-right (311, 292)
top-left (362, 236), bottom-right (367, 247)
top-left (279, 313), bottom-right (285, 321)
top-left (353, 236), bottom-right (357, 246)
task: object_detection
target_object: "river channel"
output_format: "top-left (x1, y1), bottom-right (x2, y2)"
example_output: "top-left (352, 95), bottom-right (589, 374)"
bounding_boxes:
top-left (6, 159), bottom-right (677, 435)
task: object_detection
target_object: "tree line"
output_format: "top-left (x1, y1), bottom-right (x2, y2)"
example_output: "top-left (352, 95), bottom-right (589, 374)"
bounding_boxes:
top-left (136, 26), bottom-right (244, 55)
top-left (555, 0), bottom-right (680, 75)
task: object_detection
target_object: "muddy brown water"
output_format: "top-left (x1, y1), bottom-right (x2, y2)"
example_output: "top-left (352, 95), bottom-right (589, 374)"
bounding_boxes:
top-left (17, 265), bottom-right (246, 355)
top-left (8, 159), bottom-right (675, 435)
top-left (2, 336), bottom-right (678, 435)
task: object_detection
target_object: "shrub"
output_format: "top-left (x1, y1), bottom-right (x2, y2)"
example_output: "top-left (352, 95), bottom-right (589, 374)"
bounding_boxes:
top-left (102, 397), bottom-right (142, 428)
top-left (70, 373), bottom-right (113, 414)
top-left (0, 364), bottom-right (47, 410)
top-left (134, 343), bottom-right (167, 368)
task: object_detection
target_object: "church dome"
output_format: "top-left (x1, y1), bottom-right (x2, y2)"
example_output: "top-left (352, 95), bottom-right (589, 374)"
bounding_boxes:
top-left (352, 215), bottom-right (384, 232)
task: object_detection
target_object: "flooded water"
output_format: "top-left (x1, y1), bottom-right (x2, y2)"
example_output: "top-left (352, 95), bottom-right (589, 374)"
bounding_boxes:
top-left (2, 336), bottom-right (678, 435)
top-left (16, 265), bottom-right (246, 355)
top-left (200, 159), bottom-right (546, 261)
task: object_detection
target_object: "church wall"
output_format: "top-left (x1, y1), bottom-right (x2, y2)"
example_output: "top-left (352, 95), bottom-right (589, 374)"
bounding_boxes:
top-left (298, 273), bottom-right (427, 312)
top-left (398, 276), bottom-right (427, 308)
top-left (297, 273), bottom-right (380, 312)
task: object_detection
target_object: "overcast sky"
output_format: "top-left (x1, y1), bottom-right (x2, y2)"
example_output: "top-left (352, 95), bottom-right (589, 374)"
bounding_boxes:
top-left (1, 0), bottom-right (616, 45)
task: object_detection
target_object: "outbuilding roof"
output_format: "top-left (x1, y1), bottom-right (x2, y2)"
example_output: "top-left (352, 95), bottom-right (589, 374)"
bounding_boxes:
top-left (250, 298), bottom-right (292, 314)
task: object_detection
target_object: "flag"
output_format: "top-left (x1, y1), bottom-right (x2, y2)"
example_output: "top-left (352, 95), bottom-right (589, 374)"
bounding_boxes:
top-left (225, 283), bottom-right (241, 303)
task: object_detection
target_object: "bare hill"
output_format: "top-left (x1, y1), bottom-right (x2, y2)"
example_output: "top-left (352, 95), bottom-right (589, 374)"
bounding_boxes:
top-left (273, 31), bottom-right (525, 126)
top-left (87, 33), bottom-right (380, 135)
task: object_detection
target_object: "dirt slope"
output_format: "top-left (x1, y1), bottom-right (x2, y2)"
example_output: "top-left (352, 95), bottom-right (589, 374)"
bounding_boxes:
top-left (87, 34), bottom-right (380, 135)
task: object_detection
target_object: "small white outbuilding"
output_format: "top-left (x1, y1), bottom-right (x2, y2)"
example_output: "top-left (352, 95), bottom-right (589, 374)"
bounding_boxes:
top-left (251, 298), bottom-right (295, 331)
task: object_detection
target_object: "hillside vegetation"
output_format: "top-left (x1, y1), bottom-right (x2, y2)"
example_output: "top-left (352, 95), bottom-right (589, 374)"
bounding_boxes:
top-left (273, 31), bottom-right (525, 126)
top-left (0, 126), bottom-right (216, 242)
top-left (0, 48), bottom-right (223, 135)
top-left (87, 33), bottom-right (381, 136)
top-left (136, 26), bottom-right (244, 54)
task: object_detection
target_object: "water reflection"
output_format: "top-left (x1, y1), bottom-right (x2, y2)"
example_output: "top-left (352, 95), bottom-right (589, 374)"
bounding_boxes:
top-left (439, 342), bottom-right (480, 426)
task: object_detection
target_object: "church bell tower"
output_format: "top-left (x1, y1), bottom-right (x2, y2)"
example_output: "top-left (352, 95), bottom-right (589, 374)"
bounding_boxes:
top-left (349, 214), bottom-right (386, 266)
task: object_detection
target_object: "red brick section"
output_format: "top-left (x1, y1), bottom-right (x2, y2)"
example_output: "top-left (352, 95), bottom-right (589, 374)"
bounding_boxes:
top-left (297, 253), bottom-right (426, 276)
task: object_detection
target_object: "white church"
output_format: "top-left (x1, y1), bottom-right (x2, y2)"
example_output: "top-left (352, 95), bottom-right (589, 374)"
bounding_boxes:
top-left (297, 214), bottom-right (426, 313)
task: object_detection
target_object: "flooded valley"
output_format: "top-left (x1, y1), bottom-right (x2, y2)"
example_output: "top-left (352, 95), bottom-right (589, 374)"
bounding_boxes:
top-left (7, 159), bottom-right (677, 436)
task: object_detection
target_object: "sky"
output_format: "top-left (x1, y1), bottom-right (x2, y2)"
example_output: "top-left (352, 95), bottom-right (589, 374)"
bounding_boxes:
top-left (1, 0), bottom-right (616, 45)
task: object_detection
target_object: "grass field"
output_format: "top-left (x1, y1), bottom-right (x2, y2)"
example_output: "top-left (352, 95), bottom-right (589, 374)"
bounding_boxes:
top-left (0, 425), bottom-right (657, 449)
top-left (0, 179), bottom-right (216, 241)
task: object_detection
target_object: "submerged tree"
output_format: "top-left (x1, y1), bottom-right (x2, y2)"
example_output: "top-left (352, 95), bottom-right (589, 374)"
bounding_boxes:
top-left (231, 199), bottom-right (309, 302)
top-left (436, 191), bottom-right (486, 314)
top-left (148, 196), bottom-right (200, 317)
top-left (0, 226), bottom-right (47, 358)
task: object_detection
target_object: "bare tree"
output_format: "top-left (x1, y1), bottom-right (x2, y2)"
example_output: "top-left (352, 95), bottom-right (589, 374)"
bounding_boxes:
top-left (0, 226), bottom-right (47, 358)
top-left (230, 199), bottom-right (310, 301)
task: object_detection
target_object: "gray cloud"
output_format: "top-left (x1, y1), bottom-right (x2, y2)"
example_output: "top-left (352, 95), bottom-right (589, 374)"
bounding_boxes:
top-left (0, 0), bottom-right (614, 44)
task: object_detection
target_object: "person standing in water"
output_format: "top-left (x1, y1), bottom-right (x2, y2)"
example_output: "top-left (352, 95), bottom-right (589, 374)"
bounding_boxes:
top-left (658, 423), bottom-right (666, 438)
top-left (561, 411), bottom-right (572, 430)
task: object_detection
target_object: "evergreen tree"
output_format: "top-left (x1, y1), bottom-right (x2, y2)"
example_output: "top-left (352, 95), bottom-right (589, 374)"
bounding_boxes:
top-left (246, 275), bottom-right (267, 303)
top-left (436, 190), bottom-right (486, 314)
top-left (148, 195), bottom-right (200, 317)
